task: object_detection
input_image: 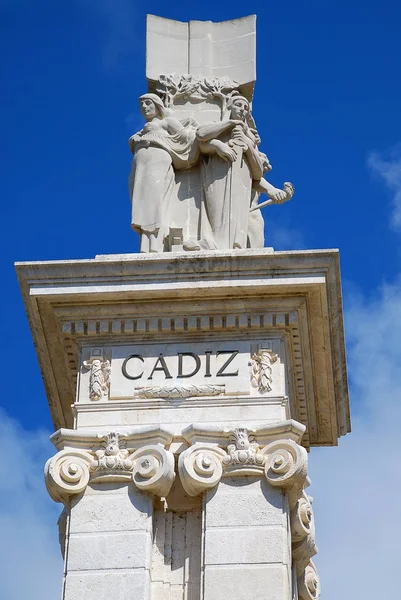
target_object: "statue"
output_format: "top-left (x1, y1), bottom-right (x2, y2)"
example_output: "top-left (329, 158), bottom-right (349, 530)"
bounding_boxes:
top-left (183, 95), bottom-right (293, 251)
top-left (128, 17), bottom-right (294, 253)
top-left (128, 94), bottom-right (199, 252)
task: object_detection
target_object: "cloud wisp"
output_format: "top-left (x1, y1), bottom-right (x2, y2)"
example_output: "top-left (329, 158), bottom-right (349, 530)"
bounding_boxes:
top-left (309, 279), bottom-right (401, 599)
top-left (0, 410), bottom-right (62, 600)
top-left (309, 147), bottom-right (401, 599)
top-left (368, 144), bottom-right (401, 230)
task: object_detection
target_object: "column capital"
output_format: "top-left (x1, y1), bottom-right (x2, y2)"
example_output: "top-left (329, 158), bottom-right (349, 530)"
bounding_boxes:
top-left (45, 426), bottom-right (175, 502)
top-left (178, 420), bottom-right (306, 496)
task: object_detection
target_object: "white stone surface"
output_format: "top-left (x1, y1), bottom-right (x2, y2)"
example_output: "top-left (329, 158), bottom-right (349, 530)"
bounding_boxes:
top-left (16, 249), bottom-right (350, 447)
top-left (64, 570), bottom-right (150, 600)
top-left (203, 476), bottom-right (292, 599)
top-left (203, 564), bottom-right (290, 600)
top-left (69, 484), bottom-right (151, 534)
top-left (68, 531), bottom-right (151, 571)
top-left (146, 15), bottom-right (256, 88)
top-left (107, 340), bottom-right (258, 399)
top-left (205, 478), bottom-right (285, 528)
top-left (204, 526), bottom-right (288, 565)
top-left (63, 483), bottom-right (154, 599)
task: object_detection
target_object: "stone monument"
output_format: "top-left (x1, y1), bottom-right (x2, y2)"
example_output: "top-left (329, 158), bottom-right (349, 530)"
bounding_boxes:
top-left (16, 14), bottom-right (350, 600)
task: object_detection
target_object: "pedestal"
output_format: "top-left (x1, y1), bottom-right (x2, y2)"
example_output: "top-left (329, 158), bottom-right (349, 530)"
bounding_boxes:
top-left (16, 248), bottom-right (350, 600)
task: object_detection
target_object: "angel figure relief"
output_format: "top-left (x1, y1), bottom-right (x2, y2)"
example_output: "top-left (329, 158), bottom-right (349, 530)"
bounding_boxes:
top-left (83, 358), bottom-right (111, 401)
top-left (250, 349), bottom-right (278, 394)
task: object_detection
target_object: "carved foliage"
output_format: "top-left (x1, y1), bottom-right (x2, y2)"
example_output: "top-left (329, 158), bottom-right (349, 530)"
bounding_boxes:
top-left (155, 73), bottom-right (239, 114)
top-left (178, 443), bottom-right (226, 497)
top-left (249, 349), bottom-right (278, 393)
top-left (133, 384), bottom-right (224, 399)
top-left (222, 427), bottom-right (265, 473)
top-left (90, 432), bottom-right (133, 482)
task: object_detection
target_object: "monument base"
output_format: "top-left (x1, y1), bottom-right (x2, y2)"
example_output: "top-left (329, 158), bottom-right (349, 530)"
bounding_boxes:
top-left (17, 248), bottom-right (350, 600)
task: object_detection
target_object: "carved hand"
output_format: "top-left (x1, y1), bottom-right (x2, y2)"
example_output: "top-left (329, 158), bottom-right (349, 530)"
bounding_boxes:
top-left (231, 126), bottom-right (251, 149)
top-left (229, 119), bottom-right (246, 129)
top-left (269, 188), bottom-right (290, 204)
top-left (214, 140), bottom-right (237, 162)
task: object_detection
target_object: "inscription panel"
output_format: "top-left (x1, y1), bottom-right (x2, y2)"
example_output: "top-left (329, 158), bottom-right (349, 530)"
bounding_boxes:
top-left (78, 339), bottom-right (285, 402)
top-left (111, 342), bottom-right (250, 399)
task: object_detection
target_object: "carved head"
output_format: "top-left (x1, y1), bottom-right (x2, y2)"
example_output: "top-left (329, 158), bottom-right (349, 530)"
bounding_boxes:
top-left (139, 93), bottom-right (168, 121)
top-left (228, 96), bottom-right (250, 121)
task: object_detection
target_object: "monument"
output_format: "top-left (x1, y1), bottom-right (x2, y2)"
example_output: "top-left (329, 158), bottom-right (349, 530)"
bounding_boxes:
top-left (16, 15), bottom-right (350, 600)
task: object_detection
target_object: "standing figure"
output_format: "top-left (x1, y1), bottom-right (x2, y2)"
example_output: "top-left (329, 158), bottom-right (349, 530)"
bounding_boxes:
top-left (128, 94), bottom-right (199, 252)
top-left (187, 95), bottom-right (291, 251)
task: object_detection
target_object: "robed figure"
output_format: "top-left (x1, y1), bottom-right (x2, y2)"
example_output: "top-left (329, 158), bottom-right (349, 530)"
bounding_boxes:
top-left (189, 95), bottom-right (289, 251)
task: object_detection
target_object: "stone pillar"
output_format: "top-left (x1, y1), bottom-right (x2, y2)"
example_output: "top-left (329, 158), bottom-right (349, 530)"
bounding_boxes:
top-left (178, 423), bottom-right (317, 600)
top-left (203, 477), bottom-right (291, 599)
top-left (45, 429), bottom-right (175, 600)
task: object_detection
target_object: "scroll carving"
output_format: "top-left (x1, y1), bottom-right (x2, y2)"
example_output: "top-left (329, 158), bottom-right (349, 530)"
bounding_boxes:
top-left (249, 349), bottom-right (278, 393)
top-left (291, 492), bottom-right (314, 543)
top-left (45, 449), bottom-right (93, 502)
top-left (258, 437), bottom-right (319, 598)
top-left (131, 445), bottom-right (175, 498)
top-left (45, 428), bottom-right (175, 502)
top-left (261, 438), bottom-right (308, 505)
top-left (298, 561), bottom-right (321, 600)
top-left (178, 443), bottom-right (226, 497)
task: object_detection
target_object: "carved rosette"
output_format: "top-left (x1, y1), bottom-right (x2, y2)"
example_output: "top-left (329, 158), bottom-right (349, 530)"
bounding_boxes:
top-left (45, 449), bottom-right (93, 502)
top-left (178, 443), bottom-right (226, 497)
top-left (131, 445), bottom-right (175, 498)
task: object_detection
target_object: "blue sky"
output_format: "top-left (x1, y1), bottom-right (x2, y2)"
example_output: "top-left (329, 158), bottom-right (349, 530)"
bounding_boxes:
top-left (2, 0), bottom-right (401, 598)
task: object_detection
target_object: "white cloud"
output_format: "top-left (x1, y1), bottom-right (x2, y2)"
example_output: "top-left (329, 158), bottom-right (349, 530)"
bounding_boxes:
top-left (0, 411), bottom-right (62, 600)
top-left (368, 144), bottom-right (401, 229)
top-left (309, 149), bottom-right (401, 597)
